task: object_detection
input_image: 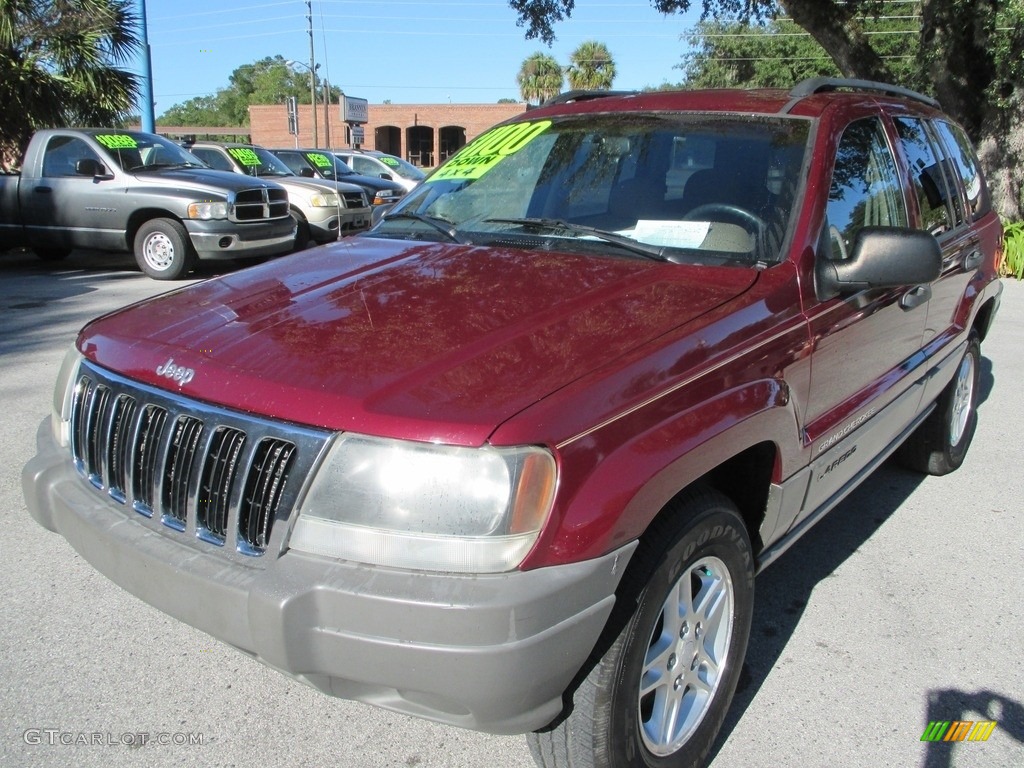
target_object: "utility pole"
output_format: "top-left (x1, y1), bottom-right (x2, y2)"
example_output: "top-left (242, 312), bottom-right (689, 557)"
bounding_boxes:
top-left (306, 0), bottom-right (317, 148)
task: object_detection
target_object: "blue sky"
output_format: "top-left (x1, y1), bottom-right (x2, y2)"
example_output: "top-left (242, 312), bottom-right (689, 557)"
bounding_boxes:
top-left (139, 0), bottom-right (704, 114)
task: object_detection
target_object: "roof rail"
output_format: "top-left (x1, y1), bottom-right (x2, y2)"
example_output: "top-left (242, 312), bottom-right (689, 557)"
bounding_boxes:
top-left (784, 77), bottom-right (940, 112)
top-left (540, 90), bottom-right (637, 107)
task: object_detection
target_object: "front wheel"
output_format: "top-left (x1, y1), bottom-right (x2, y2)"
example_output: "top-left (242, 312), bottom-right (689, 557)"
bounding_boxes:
top-left (897, 332), bottom-right (981, 475)
top-left (528, 488), bottom-right (754, 768)
top-left (133, 218), bottom-right (196, 280)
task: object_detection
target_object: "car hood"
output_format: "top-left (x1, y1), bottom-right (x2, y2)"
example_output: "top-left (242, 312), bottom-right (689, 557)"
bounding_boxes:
top-left (129, 167), bottom-right (284, 195)
top-left (78, 237), bottom-right (757, 446)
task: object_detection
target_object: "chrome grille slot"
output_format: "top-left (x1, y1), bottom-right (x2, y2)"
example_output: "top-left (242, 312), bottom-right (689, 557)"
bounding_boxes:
top-left (67, 360), bottom-right (330, 564)
top-left (162, 416), bottom-right (205, 528)
top-left (198, 427), bottom-right (247, 543)
top-left (239, 439), bottom-right (296, 553)
top-left (133, 404), bottom-right (169, 516)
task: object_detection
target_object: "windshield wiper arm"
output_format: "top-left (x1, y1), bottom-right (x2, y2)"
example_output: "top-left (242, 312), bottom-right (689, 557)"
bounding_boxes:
top-left (381, 212), bottom-right (469, 244)
top-left (481, 217), bottom-right (672, 262)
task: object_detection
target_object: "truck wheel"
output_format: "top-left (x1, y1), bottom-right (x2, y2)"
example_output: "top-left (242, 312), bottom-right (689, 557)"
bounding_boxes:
top-left (897, 331), bottom-right (981, 475)
top-left (34, 248), bottom-right (71, 262)
top-left (528, 488), bottom-right (754, 768)
top-left (134, 218), bottom-right (196, 280)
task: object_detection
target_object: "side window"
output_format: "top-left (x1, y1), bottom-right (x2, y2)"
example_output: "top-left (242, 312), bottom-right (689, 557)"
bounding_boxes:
top-left (893, 117), bottom-right (957, 235)
top-left (191, 148), bottom-right (234, 173)
top-left (351, 156), bottom-right (373, 175)
top-left (826, 118), bottom-right (907, 260)
top-left (274, 152), bottom-right (306, 175)
top-left (934, 120), bottom-right (989, 220)
top-left (41, 136), bottom-right (101, 178)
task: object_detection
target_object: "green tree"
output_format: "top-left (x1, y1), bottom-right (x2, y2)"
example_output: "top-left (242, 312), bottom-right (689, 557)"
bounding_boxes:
top-left (566, 40), bottom-right (616, 90)
top-left (0, 0), bottom-right (140, 170)
top-left (516, 51), bottom-right (564, 104)
top-left (508, 0), bottom-right (1024, 218)
top-left (157, 55), bottom-right (341, 127)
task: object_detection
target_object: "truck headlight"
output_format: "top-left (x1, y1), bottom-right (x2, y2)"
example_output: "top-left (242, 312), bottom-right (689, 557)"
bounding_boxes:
top-left (51, 346), bottom-right (82, 447)
top-left (187, 201), bottom-right (229, 220)
top-left (289, 434), bottom-right (557, 573)
top-left (309, 193), bottom-right (340, 208)
top-left (372, 190), bottom-right (400, 206)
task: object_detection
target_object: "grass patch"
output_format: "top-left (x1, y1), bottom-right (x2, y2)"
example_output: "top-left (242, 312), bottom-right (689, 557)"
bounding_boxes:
top-left (1002, 221), bottom-right (1024, 279)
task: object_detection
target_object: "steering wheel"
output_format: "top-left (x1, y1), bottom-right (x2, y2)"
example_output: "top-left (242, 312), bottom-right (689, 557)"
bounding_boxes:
top-left (682, 203), bottom-right (767, 233)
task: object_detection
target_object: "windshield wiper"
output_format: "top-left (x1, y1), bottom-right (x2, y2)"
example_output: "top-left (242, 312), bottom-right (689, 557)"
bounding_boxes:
top-left (128, 162), bottom-right (204, 172)
top-left (481, 217), bottom-right (672, 262)
top-left (380, 212), bottom-right (469, 244)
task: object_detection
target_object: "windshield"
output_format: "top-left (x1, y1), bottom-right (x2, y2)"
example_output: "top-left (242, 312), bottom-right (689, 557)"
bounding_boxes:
top-left (225, 146), bottom-right (294, 177)
top-left (375, 153), bottom-right (425, 181)
top-left (89, 131), bottom-right (208, 172)
top-left (371, 113), bottom-right (809, 266)
top-left (302, 151), bottom-right (354, 180)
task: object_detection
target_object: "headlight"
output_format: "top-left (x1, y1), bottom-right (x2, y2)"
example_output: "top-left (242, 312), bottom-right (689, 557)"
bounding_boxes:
top-left (288, 434), bottom-right (557, 573)
top-left (51, 346), bottom-right (82, 447)
top-left (187, 201), bottom-right (228, 220)
top-left (309, 193), bottom-right (340, 208)
top-left (372, 190), bottom-right (400, 206)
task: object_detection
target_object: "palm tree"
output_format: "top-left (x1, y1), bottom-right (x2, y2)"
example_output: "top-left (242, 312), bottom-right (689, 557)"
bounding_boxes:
top-left (516, 52), bottom-right (564, 105)
top-left (0, 0), bottom-right (141, 170)
top-left (566, 41), bottom-right (616, 91)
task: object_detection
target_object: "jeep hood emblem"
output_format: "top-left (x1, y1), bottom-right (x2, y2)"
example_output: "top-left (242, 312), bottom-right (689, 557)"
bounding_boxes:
top-left (156, 357), bottom-right (195, 386)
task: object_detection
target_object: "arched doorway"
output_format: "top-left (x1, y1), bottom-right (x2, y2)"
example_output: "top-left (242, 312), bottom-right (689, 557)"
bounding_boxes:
top-left (406, 125), bottom-right (434, 167)
top-left (439, 126), bottom-right (466, 163)
top-left (374, 125), bottom-right (400, 155)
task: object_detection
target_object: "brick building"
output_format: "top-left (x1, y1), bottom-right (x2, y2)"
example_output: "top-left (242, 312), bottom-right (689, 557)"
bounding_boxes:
top-left (249, 102), bottom-right (528, 168)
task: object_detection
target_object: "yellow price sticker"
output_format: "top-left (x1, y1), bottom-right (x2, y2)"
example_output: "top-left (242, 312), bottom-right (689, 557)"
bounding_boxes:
top-left (431, 120), bottom-right (551, 182)
top-left (228, 147), bottom-right (261, 166)
top-left (95, 134), bottom-right (138, 150)
top-left (307, 152), bottom-right (333, 168)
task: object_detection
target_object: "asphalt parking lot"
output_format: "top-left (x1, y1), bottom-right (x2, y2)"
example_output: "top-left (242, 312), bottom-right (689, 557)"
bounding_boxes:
top-left (1, 248), bottom-right (1021, 768)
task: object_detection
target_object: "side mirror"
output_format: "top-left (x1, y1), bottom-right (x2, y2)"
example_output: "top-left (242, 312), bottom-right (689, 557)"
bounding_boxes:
top-left (816, 226), bottom-right (942, 300)
top-left (379, 172), bottom-right (394, 181)
top-left (76, 158), bottom-right (112, 179)
top-left (298, 167), bottom-right (315, 178)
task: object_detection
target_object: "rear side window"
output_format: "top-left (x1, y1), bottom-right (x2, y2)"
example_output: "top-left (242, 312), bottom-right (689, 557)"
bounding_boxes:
top-left (893, 117), bottom-right (960, 235)
top-left (826, 118), bottom-right (907, 260)
top-left (933, 120), bottom-right (989, 220)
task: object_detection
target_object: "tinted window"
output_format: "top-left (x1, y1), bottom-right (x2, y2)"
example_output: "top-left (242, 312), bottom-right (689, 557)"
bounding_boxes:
top-left (893, 117), bottom-right (957, 235)
top-left (934, 120), bottom-right (989, 220)
top-left (826, 118), bottom-right (907, 260)
top-left (191, 148), bottom-right (234, 172)
top-left (42, 136), bottom-right (101, 177)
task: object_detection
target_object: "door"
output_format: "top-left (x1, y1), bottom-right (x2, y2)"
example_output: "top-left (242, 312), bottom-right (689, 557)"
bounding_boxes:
top-left (21, 134), bottom-right (126, 251)
top-left (798, 116), bottom-right (931, 518)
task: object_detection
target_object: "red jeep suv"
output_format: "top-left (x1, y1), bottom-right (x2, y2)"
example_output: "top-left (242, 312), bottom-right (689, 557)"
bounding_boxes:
top-left (24, 78), bottom-right (1002, 768)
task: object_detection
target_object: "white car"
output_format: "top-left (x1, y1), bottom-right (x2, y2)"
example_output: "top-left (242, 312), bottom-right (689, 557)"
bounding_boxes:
top-left (334, 150), bottom-right (425, 192)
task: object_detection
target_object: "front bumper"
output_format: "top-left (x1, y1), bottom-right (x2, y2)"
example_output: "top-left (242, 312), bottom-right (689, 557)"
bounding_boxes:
top-left (22, 419), bottom-right (634, 734)
top-left (305, 206), bottom-right (371, 243)
top-left (185, 217), bottom-right (296, 260)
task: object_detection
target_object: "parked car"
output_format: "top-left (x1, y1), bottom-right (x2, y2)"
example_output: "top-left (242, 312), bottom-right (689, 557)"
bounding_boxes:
top-left (269, 148), bottom-right (405, 208)
top-left (334, 149), bottom-right (426, 192)
top-left (0, 129), bottom-right (295, 279)
top-left (24, 79), bottom-right (1002, 768)
top-left (186, 142), bottom-right (370, 249)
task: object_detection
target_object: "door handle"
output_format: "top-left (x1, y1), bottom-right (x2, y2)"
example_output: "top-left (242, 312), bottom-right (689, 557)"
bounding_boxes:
top-left (963, 249), bottom-right (983, 271)
top-left (34, 186), bottom-right (53, 194)
top-left (900, 284), bottom-right (931, 310)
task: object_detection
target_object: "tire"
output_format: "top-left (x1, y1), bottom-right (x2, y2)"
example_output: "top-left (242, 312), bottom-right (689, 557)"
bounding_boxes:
top-left (133, 218), bottom-right (196, 280)
top-left (528, 488), bottom-right (754, 768)
top-left (897, 332), bottom-right (981, 476)
top-left (292, 211), bottom-right (312, 251)
top-left (34, 247), bottom-right (71, 262)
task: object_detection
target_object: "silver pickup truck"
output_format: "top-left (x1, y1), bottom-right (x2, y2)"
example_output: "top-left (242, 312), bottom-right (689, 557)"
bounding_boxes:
top-left (0, 128), bottom-right (296, 279)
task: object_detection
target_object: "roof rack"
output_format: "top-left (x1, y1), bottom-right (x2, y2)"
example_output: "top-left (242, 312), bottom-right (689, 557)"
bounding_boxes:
top-left (540, 90), bottom-right (638, 107)
top-left (783, 77), bottom-right (940, 113)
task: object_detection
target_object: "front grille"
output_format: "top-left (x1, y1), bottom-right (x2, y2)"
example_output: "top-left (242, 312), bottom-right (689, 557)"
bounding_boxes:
top-left (232, 187), bottom-right (290, 222)
top-left (341, 191), bottom-right (367, 209)
top-left (69, 361), bottom-right (330, 559)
